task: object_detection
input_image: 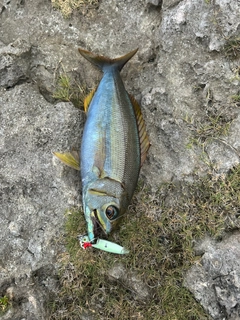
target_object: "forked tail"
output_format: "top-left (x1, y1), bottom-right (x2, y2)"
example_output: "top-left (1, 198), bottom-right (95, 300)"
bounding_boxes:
top-left (78, 47), bottom-right (138, 72)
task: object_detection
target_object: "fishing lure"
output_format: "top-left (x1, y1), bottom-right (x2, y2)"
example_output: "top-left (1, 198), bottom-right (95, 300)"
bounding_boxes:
top-left (78, 234), bottom-right (129, 254)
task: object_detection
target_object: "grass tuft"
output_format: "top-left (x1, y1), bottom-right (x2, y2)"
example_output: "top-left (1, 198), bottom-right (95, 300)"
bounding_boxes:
top-left (0, 295), bottom-right (10, 315)
top-left (51, 0), bottom-right (99, 18)
top-left (231, 94), bottom-right (240, 102)
top-left (184, 106), bottom-right (233, 154)
top-left (223, 36), bottom-right (240, 60)
top-left (53, 72), bottom-right (89, 109)
top-left (48, 165), bottom-right (240, 319)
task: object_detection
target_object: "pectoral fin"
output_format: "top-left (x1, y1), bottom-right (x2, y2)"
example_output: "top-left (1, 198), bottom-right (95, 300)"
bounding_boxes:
top-left (84, 88), bottom-right (96, 113)
top-left (53, 150), bottom-right (80, 170)
top-left (129, 95), bottom-right (150, 166)
top-left (92, 165), bottom-right (106, 178)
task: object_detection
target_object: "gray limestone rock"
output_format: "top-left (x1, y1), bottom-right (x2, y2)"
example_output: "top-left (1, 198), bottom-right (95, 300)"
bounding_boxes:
top-left (0, 83), bottom-right (82, 319)
top-left (184, 233), bottom-right (240, 320)
top-left (146, 0), bottom-right (162, 7)
top-left (0, 39), bottom-right (31, 88)
top-left (0, 0), bottom-right (240, 319)
top-left (108, 263), bottom-right (150, 301)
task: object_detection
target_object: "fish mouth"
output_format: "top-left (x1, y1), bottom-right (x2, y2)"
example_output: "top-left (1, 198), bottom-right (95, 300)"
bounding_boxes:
top-left (91, 209), bottom-right (107, 242)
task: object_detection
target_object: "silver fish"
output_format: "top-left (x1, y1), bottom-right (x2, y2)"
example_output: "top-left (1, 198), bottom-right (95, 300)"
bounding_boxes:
top-left (54, 48), bottom-right (150, 243)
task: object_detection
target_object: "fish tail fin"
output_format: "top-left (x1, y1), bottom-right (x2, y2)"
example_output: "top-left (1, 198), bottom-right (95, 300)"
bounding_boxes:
top-left (78, 48), bottom-right (138, 72)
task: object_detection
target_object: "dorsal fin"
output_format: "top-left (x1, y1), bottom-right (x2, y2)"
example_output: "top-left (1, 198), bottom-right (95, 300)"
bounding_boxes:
top-left (84, 88), bottom-right (96, 113)
top-left (129, 95), bottom-right (150, 166)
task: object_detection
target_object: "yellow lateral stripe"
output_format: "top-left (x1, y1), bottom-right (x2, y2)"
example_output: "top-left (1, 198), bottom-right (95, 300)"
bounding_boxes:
top-left (88, 189), bottom-right (108, 196)
top-left (53, 152), bottom-right (80, 170)
top-left (96, 211), bottom-right (107, 230)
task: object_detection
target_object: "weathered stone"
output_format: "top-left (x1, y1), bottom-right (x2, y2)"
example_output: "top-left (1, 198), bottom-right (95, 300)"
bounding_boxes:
top-left (0, 0), bottom-right (240, 318)
top-left (146, 0), bottom-right (162, 7)
top-left (0, 39), bottom-right (31, 88)
top-left (0, 83), bottom-right (82, 319)
top-left (206, 140), bottom-right (240, 173)
top-left (108, 263), bottom-right (150, 300)
top-left (184, 233), bottom-right (240, 320)
top-left (162, 0), bottom-right (182, 10)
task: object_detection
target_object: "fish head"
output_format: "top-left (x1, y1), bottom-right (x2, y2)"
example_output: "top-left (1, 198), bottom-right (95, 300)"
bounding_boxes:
top-left (84, 199), bottom-right (122, 242)
top-left (82, 179), bottom-right (126, 242)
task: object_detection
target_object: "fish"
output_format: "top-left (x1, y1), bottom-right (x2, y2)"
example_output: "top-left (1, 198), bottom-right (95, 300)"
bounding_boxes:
top-left (54, 48), bottom-right (150, 244)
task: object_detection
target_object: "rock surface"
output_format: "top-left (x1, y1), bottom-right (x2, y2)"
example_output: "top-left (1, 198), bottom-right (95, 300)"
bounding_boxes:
top-left (0, 0), bottom-right (240, 319)
top-left (0, 84), bottom-right (82, 319)
top-left (184, 233), bottom-right (240, 320)
top-left (108, 263), bottom-right (150, 301)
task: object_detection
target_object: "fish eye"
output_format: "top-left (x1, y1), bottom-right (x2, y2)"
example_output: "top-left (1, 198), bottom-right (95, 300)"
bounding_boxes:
top-left (105, 205), bottom-right (119, 220)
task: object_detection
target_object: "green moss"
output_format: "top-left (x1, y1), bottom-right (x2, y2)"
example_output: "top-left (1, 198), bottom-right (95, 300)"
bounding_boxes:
top-left (0, 295), bottom-right (10, 315)
top-left (48, 165), bottom-right (240, 319)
